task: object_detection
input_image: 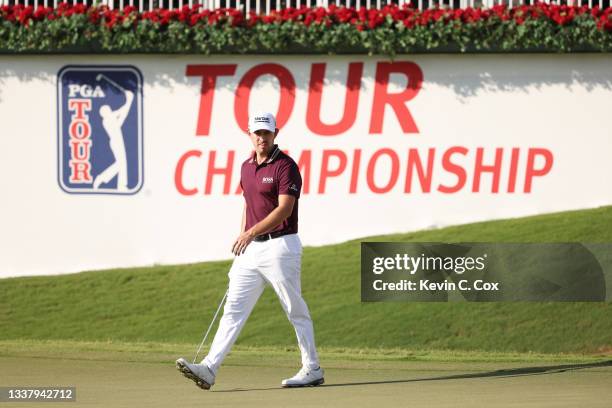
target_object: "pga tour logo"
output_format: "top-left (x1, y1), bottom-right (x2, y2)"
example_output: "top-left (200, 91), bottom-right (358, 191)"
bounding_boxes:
top-left (57, 66), bottom-right (143, 194)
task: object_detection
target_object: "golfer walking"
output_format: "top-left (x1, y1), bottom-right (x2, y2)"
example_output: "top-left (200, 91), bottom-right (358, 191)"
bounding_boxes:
top-left (176, 112), bottom-right (324, 389)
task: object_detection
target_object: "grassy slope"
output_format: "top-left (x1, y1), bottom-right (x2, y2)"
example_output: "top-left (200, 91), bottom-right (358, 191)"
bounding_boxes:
top-left (1, 206), bottom-right (611, 354)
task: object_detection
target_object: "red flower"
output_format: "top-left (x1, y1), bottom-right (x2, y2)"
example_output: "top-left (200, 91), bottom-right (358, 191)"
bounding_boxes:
top-left (315, 7), bottom-right (326, 19)
top-left (142, 11), bottom-right (159, 23)
top-left (304, 13), bottom-right (314, 26)
top-left (189, 14), bottom-right (200, 26)
top-left (33, 5), bottom-right (52, 20)
top-left (73, 3), bottom-right (86, 14)
top-left (88, 8), bottom-right (101, 24)
top-left (229, 9), bottom-right (244, 26)
top-left (598, 9), bottom-right (612, 30)
top-left (549, 5), bottom-right (576, 25)
top-left (358, 7), bottom-right (367, 22)
top-left (403, 17), bottom-right (415, 28)
top-left (16, 5), bottom-right (33, 26)
top-left (105, 14), bottom-right (117, 28)
top-left (247, 11), bottom-right (258, 27)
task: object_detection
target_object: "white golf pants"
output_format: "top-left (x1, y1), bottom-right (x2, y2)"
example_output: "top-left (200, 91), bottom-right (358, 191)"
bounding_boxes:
top-left (203, 233), bottom-right (320, 375)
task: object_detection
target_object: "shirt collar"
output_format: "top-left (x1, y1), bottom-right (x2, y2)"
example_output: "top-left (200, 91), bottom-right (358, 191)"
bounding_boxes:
top-left (251, 145), bottom-right (281, 165)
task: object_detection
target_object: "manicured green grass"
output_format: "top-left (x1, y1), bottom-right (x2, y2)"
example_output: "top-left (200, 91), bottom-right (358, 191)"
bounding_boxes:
top-left (1, 206), bottom-right (611, 354)
top-left (4, 340), bottom-right (611, 408)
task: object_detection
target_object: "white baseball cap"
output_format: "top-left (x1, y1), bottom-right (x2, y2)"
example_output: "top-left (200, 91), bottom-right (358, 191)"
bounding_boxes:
top-left (248, 112), bottom-right (277, 132)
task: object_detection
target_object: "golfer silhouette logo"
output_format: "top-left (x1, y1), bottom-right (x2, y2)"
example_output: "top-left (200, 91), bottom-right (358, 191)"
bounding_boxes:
top-left (57, 66), bottom-right (144, 195)
top-left (93, 74), bottom-right (134, 192)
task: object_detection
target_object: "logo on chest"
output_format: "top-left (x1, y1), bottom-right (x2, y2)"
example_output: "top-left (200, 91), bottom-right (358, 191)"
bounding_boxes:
top-left (262, 177), bottom-right (274, 184)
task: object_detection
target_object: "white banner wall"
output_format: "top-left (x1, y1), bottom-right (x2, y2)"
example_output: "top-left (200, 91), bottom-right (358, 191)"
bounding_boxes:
top-left (1, 55), bottom-right (611, 277)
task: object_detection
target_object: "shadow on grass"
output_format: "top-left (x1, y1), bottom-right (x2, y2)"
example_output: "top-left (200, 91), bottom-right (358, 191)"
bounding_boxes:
top-left (213, 360), bottom-right (612, 393)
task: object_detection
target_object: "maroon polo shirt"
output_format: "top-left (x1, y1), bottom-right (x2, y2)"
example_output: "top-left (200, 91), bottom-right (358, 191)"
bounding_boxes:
top-left (241, 145), bottom-right (302, 234)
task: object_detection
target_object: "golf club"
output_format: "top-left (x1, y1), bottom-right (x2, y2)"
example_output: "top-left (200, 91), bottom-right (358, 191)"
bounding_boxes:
top-left (192, 288), bottom-right (229, 364)
top-left (96, 73), bottom-right (126, 93)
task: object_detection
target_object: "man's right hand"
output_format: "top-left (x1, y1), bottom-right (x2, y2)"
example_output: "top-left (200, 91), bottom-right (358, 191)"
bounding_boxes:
top-left (232, 229), bottom-right (255, 256)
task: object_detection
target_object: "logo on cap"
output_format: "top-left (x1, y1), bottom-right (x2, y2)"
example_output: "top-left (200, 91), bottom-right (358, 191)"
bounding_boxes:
top-left (249, 112), bottom-right (276, 132)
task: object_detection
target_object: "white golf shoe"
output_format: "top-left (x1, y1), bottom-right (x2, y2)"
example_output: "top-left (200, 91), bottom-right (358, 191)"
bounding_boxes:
top-left (281, 366), bottom-right (325, 388)
top-left (175, 357), bottom-right (215, 390)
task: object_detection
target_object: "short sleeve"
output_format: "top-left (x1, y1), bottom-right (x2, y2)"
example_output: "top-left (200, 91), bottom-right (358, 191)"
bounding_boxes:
top-left (278, 161), bottom-right (302, 198)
